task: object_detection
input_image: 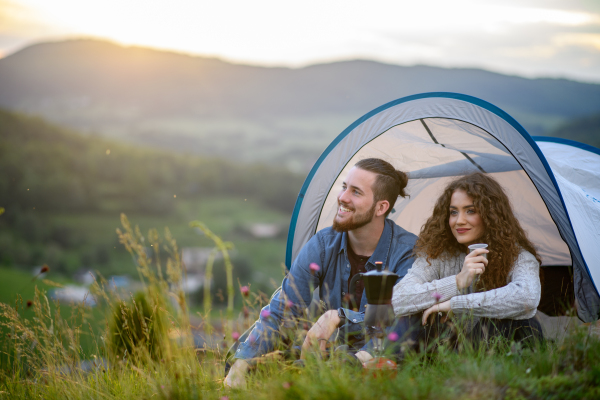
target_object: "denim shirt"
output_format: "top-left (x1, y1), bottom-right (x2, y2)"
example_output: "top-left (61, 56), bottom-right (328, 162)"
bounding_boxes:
top-left (234, 219), bottom-right (417, 362)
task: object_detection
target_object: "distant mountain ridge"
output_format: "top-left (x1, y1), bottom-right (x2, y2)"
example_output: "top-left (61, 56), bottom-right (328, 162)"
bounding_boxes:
top-left (1, 39), bottom-right (599, 170)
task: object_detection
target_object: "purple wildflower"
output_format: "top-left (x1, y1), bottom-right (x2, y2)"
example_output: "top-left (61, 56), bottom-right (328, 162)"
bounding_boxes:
top-left (388, 332), bottom-right (399, 342)
top-left (240, 286), bottom-right (250, 296)
top-left (285, 300), bottom-right (294, 309)
top-left (260, 309), bottom-right (271, 319)
top-left (232, 331), bottom-right (240, 341)
top-left (431, 292), bottom-right (442, 302)
top-left (309, 263), bottom-right (320, 274)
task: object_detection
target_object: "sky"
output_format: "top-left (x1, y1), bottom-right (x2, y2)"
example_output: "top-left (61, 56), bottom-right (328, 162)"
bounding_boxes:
top-left (1, 0), bottom-right (599, 82)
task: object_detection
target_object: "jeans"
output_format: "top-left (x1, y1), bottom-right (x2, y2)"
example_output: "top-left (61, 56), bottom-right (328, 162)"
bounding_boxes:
top-left (364, 313), bottom-right (544, 358)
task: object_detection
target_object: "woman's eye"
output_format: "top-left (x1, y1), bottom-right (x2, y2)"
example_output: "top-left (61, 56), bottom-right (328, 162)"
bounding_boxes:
top-left (450, 210), bottom-right (457, 215)
top-left (467, 209), bottom-right (476, 214)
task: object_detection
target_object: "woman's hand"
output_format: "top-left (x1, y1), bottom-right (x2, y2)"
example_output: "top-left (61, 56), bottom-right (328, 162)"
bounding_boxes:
top-left (455, 248), bottom-right (488, 290)
top-left (422, 300), bottom-right (451, 325)
top-left (301, 310), bottom-right (340, 359)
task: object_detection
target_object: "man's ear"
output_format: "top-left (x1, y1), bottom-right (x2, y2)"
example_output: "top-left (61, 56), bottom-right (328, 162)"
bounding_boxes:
top-left (375, 200), bottom-right (390, 217)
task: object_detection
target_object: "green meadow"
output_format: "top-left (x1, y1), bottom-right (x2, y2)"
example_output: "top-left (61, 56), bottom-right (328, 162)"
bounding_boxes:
top-left (1, 219), bottom-right (599, 400)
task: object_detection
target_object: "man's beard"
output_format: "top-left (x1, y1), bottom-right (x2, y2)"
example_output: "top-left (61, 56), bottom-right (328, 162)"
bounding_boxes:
top-left (332, 202), bottom-right (377, 232)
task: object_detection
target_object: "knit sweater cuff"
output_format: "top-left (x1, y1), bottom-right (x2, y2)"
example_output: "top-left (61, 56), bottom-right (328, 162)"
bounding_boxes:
top-left (450, 294), bottom-right (478, 312)
top-left (436, 275), bottom-right (460, 302)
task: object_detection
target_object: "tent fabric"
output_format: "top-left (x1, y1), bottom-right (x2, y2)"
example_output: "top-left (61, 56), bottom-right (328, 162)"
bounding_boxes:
top-left (534, 137), bottom-right (600, 317)
top-left (285, 92), bottom-right (600, 322)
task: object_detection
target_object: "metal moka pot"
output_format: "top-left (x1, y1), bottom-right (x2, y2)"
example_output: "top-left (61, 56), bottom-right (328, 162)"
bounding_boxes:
top-left (349, 261), bottom-right (399, 352)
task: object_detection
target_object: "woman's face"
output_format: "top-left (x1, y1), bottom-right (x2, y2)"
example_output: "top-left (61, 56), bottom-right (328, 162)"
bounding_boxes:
top-left (449, 189), bottom-right (485, 246)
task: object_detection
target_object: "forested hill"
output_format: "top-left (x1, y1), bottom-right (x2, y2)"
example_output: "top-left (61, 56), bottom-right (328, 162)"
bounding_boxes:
top-left (1, 39), bottom-right (600, 171)
top-left (1, 39), bottom-right (599, 120)
top-left (0, 109), bottom-right (303, 216)
top-left (549, 112), bottom-right (600, 149)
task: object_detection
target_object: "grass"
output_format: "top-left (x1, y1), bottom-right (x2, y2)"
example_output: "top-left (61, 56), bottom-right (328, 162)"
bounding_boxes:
top-left (1, 217), bottom-right (600, 400)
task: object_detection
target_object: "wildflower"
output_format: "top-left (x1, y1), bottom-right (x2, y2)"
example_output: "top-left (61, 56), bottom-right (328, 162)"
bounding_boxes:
top-left (40, 264), bottom-right (49, 274)
top-left (388, 332), bottom-right (399, 342)
top-left (161, 385), bottom-right (165, 389)
top-left (243, 306), bottom-right (250, 318)
top-left (431, 292), bottom-right (441, 302)
top-left (232, 331), bottom-right (240, 341)
top-left (282, 382), bottom-right (292, 389)
top-left (248, 334), bottom-right (256, 344)
top-left (26, 300), bottom-right (33, 308)
top-left (309, 263), bottom-right (320, 274)
top-left (260, 309), bottom-right (271, 319)
top-left (285, 300), bottom-right (294, 309)
top-left (240, 286), bottom-right (250, 296)
top-left (220, 397), bottom-right (229, 400)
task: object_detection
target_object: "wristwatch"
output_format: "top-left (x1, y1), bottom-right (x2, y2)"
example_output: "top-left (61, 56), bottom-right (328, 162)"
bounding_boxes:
top-left (337, 308), bottom-right (346, 327)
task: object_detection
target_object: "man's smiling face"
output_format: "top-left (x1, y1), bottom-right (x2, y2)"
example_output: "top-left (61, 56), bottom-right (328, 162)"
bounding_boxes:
top-left (332, 167), bottom-right (378, 232)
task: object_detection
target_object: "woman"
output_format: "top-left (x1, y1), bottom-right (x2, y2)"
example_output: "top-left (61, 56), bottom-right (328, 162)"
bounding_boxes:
top-left (356, 172), bottom-right (543, 363)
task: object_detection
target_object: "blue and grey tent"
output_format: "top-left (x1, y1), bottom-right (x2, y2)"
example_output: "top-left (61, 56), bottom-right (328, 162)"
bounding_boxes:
top-left (285, 92), bottom-right (600, 322)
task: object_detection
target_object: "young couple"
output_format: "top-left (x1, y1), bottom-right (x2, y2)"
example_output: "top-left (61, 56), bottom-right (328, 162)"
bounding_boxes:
top-left (225, 158), bottom-right (543, 387)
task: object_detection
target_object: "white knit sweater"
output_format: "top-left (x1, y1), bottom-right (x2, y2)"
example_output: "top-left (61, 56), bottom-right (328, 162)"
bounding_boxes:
top-left (392, 249), bottom-right (541, 320)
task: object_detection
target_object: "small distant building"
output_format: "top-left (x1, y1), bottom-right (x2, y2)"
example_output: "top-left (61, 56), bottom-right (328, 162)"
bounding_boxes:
top-left (247, 223), bottom-right (281, 239)
top-left (50, 286), bottom-right (96, 306)
top-left (73, 270), bottom-right (96, 286)
top-left (181, 247), bottom-right (222, 274)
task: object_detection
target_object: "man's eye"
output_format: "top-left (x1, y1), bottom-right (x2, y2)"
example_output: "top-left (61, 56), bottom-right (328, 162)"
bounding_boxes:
top-left (353, 190), bottom-right (360, 195)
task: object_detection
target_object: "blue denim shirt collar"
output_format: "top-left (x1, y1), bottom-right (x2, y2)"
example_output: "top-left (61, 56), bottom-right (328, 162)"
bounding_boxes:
top-left (339, 219), bottom-right (394, 270)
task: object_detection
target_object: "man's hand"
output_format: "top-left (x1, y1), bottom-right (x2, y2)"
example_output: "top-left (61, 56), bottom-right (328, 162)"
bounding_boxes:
top-left (422, 300), bottom-right (451, 326)
top-left (455, 248), bottom-right (488, 290)
top-left (300, 309), bottom-right (340, 359)
top-left (224, 359), bottom-right (249, 389)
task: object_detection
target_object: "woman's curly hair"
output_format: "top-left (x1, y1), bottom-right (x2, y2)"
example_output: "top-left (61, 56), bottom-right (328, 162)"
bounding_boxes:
top-left (415, 173), bottom-right (541, 290)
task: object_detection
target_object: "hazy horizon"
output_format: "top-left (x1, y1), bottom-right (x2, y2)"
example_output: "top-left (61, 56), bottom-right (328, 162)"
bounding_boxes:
top-left (1, 0), bottom-right (599, 83)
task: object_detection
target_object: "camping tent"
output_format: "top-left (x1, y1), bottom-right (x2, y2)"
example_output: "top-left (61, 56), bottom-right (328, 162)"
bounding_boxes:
top-left (285, 92), bottom-right (600, 323)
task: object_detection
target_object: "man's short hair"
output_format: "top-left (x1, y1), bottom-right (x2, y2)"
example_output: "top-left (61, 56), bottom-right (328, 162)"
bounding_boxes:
top-left (355, 158), bottom-right (409, 217)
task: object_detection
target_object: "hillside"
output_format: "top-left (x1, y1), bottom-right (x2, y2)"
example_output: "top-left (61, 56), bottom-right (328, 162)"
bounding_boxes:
top-left (548, 112), bottom-right (600, 149)
top-left (1, 39), bottom-right (600, 170)
top-left (0, 109), bottom-right (301, 215)
top-left (0, 109), bottom-right (300, 278)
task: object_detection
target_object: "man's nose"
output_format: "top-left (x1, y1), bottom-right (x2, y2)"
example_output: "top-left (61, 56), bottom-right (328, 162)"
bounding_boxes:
top-left (338, 188), bottom-right (350, 203)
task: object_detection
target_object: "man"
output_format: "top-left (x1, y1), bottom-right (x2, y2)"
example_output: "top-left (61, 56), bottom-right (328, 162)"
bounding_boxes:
top-left (225, 158), bottom-right (417, 388)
